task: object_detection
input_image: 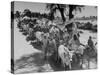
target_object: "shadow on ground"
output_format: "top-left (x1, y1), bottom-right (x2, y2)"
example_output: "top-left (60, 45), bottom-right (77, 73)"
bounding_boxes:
top-left (14, 44), bottom-right (97, 73)
top-left (15, 52), bottom-right (45, 70)
top-left (15, 51), bottom-right (83, 73)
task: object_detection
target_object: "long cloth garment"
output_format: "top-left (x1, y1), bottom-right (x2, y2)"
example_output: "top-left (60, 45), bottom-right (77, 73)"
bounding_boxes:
top-left (46, 39), bottom-right (57, 56)
top-left (42, 36), bottom-right (48, 55)
top-left (63, 32), bottom-right (70, 45)
top-left (68, 34), bottom-right (80, 51)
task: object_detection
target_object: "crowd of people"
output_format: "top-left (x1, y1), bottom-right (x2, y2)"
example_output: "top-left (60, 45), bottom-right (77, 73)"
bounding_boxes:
top-left (17, 18), bottom-right (97, 69)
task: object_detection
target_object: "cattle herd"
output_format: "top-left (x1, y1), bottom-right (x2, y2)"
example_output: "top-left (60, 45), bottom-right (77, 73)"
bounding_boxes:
top-left (17, 19), bottom-right (97, 70)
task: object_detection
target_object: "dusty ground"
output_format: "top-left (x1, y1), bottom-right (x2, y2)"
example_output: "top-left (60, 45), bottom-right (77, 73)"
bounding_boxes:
top-left (14, 20), bottom-right (97, 74)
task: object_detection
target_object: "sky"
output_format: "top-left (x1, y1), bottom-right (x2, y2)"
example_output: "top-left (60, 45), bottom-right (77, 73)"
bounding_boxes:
top-left (14, 1), bottom-right (46, 13)
top-left (14, 1), bottom-right (97, 17)
top-left (75, 6), bottom-right (97, 17)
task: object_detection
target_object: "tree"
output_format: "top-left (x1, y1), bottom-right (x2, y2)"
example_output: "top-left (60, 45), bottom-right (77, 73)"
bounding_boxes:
top-left (68, 5), bottom-right (84, 20)
top-left (23, 9), bottom-right (32, 18)
top-left (46, 4), bottom-right (66, 22)
top-left (46, 4), bottom-right (84, 22)
top-left (65, 5), bottom-right (84, 33)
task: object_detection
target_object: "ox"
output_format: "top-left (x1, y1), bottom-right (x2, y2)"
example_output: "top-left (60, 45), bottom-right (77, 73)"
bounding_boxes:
top-left (58, 44), bottom-right (74, 70)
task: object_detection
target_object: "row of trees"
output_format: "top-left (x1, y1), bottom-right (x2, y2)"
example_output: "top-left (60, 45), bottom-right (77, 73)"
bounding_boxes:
top-left (76, 21), bottom-right (97, 32)
top-left (14, 9), bottom-right (50, 19)
top-left (14, 4), bottom-right (84, 23)
top-left (76, 16), bottom-right (97, 20)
